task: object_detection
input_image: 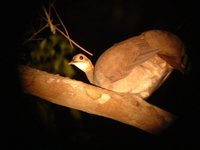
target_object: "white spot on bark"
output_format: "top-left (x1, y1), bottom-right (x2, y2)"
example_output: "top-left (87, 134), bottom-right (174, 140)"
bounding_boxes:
top-left (62, 79), bottom-right (69, 83)
top-left (47, 78), bottom-right (55, 83)
top-left (62, 79), bottom-right (79, 88)
top-left (97, 93), bottom-right (111, 104)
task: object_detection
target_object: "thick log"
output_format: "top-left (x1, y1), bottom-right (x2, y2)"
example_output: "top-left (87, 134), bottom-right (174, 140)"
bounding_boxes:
top-left (19, 65), bottom-right (175, 134)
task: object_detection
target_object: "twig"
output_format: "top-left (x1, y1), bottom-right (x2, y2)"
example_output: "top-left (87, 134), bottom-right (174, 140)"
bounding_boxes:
top-left (25, 2), bottom-right (93, 56)
top-left (43, 7), bottom-right (56, 34)
top-left (55, 27), bottom-right (93, 56)
top-left (51, 5), bottom-right (73, 48)
top-left (25, 24), bottom-right (49, 43)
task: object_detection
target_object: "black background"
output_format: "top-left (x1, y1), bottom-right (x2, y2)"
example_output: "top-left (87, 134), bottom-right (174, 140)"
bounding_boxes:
top-left (1, 0), bottom-right (200, 149)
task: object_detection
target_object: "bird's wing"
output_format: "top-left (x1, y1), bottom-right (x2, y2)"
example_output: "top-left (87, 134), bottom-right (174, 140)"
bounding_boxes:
top-left (95, 36), bottom-right (160, 83)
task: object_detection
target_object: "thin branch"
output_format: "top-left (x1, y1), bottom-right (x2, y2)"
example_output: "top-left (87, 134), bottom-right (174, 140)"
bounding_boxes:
top-left (52, 5), bottom-right (73, 48)
top-left (56, 27), bottom-right (93, 56)
top-left (25, 24), bottom-right (49, 43)
top-left (26, 4), bottom-right (93, 56)
top-left (43, 7), bottom-right (56, 34)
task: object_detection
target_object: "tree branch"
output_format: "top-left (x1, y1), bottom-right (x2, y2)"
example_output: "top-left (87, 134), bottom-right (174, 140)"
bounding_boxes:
top-left (18, 65), bottom-right (176, 134)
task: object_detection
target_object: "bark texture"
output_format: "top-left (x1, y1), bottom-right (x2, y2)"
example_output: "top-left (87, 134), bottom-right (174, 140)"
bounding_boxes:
top-left (19, 65), bottom-right (175, 134)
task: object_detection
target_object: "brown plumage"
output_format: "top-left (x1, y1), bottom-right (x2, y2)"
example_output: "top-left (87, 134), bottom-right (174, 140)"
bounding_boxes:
top-left (69, 30), bottom-right (185, 99)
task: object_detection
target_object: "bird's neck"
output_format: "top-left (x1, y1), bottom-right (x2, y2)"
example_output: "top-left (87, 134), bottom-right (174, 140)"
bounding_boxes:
top-left (85, 65), bottom-right (94, 84)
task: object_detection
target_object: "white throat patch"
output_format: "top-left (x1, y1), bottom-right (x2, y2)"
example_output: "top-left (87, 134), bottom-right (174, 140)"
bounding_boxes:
top-left (73, 62), bottom-right (90, 72)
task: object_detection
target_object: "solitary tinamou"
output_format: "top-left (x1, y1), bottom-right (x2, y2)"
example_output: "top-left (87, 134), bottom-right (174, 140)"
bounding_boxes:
top-left (69, 30), bottom-right (185, 99)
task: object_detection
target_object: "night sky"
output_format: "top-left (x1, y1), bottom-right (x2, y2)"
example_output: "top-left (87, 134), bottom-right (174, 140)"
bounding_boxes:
top-left (1, 0), bottom-right (200, 149)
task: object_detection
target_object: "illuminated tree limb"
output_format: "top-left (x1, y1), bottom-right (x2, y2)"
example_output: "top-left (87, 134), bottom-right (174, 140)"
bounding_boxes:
top-left (18, 65), bottom-right (176, 134)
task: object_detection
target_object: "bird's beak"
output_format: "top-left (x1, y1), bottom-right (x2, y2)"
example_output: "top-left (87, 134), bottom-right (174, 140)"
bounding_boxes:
top-left (68, 61), bottom-right (75, 65)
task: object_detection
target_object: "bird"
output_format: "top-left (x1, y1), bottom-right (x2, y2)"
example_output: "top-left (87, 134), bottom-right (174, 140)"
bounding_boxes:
top-left (69, 30), bottom-right (185, 99)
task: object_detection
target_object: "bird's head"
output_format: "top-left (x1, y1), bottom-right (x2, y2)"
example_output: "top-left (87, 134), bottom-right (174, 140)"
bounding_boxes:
top-left (69, 53), bottom-right (94, 72)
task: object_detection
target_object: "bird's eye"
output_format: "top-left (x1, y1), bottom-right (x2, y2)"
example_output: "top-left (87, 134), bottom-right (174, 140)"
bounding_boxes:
top-left (79, 55), bottom-right (83, 60)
